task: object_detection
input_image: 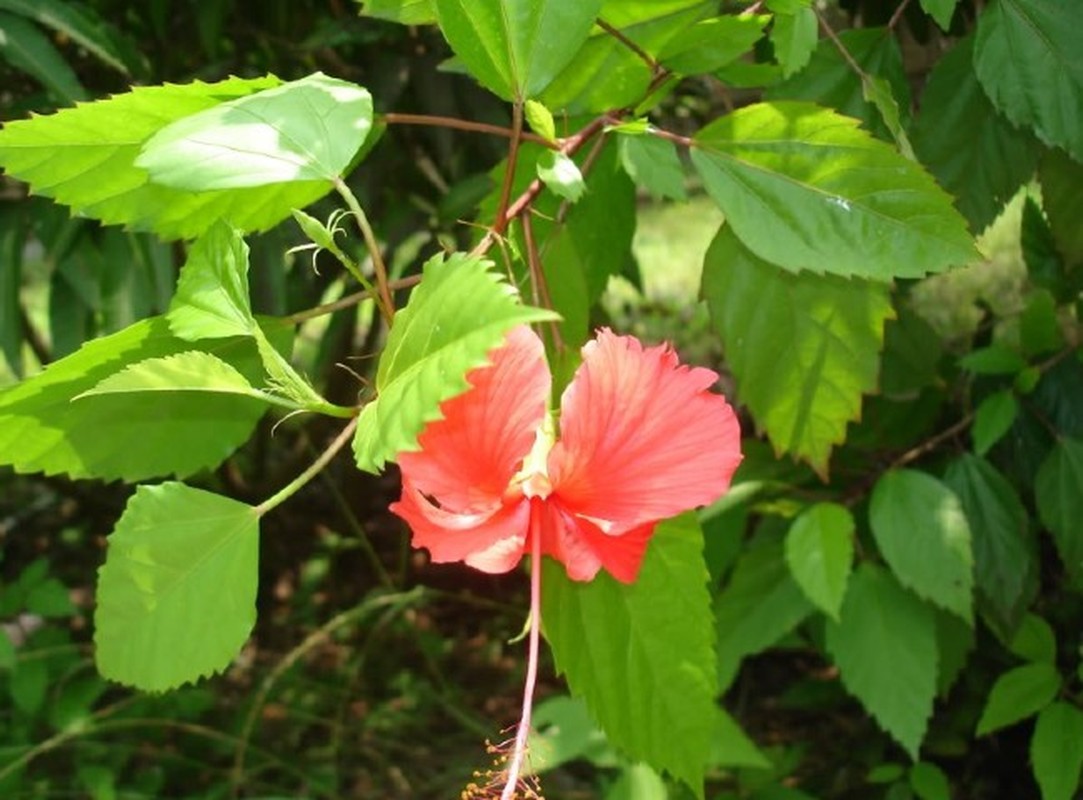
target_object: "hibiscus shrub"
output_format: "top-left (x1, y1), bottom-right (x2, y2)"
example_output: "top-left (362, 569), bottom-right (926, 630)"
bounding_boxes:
top-left (0, 0), bottom-right (1081, 798)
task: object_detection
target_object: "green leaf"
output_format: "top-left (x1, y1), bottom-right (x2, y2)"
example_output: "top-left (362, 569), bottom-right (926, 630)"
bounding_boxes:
top-left (10, 658), bottom-right (48, 714)
top-left (959, 344), bottom-right (1026, 376)
top-left (353, 253), bottom-right (556, 472)
top-left (1035, 437), bottom-right (1083, 577)
top-left (168, 220), bottom-right (255, 340)
top-left (770, 7), bottom-right (817, 78)
top-left (137, 73), bottom-right (373, 190)
top-left (909, 762), bottom-right (950, 800)
top-left (95, 483), bottom-right (259, 691)
top-left (529, 695), bottom-right (613, 772)
top-left (826, 564), bottom-right (937, 758)
top-left (715, 529), bottom-right (812, 690)
top-left (618, 134), bottom-right (687, 201)
top-left (434, 0), bottom-right (604, 100)
top-left (971, 390), bottom-right (1019, 456)
top-left (692, 102), bottom-right (977, 281)
top-left (358, 0), bottom-right (437, 25)
top-left (766, 27), bottom-right (910, 142)
top-left (1022, 198), bottom-right (1069, 301)
top-left (785, 503), bottom-right (853, 621)
top-left (543, 514), bottom-right (716, 796)
top-left (919, 0), bottom-right (957, 30)
top-left (537, 151), bottom-right (586, 203)
top-left (0, 11), bottom-right (85, 104)
top-left (912, 35), bottom-right (1039, 235)
top-left (935, 610), bottom-right (974, 697)
top-left (0, 75), bottom-right (332, 240)
top-left (0, 317), bottom-right (272, 481)
top-left (974, 0), bottom-right (1083, 161)
top-left (870, 470), bottom-right (974, 623)
top-left (25, 578), bottom-right (74, 617)
top-left (862, 74), bottom-right (915, 159)
top-left (1008, 613), bottom-right (1057, 665)
top-left (657, 14), bottom-right (768, 75)
top-left (1040, 148), bottom-right (1083, 264)
top-left (606, 763), bottom-right (667, 799)
top-left (1031, 702), bottom-right (1083, 800)
top-left (712, 708), bottom-right (770, 769)
top-left (0, 208), bottom-right (24, 378)
top-left (0, 0), bottom-right (131, 73)
top-left (524, 99), bottom-right (557, 142)
top-left (943, 455), bottom-right (1034, 635)
top-left (702, 226), bottom-right (893, 474)
top-left (976, 662), bottom-right (1060, 736)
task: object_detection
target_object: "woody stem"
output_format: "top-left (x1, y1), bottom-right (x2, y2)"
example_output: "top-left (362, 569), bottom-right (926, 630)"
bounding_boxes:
top-left (501, 514), bottom-right (543, 799)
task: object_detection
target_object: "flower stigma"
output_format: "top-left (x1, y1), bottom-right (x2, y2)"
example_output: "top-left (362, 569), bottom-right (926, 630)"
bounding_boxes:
top-left (509, 412), bottom-right (556, 500)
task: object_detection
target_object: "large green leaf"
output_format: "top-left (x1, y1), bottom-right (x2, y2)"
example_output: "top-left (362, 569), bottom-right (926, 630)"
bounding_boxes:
top-left (0, 75), bottom-right (332, 240)
top-left (702, 226), bottom-right (892, 473)
top-left (869, 470), bottom-right (974, 624)
top-left (785, 502), bottom-right (853, 621)
top-left (825, 564), bottom-right (937, 758)
top-left (976, 662), bottom-right (1060, 736)
top-left (1040, 148), bottom-right (1083, 265)
top-left (433, 0), bottom-right (604, 100)
top-left (973, 0), bottom-right (1083, 161)
top-left (1035, 437), bottom-right (1083, 578)
top-left (95, 483), bottom-right (259, 691)
top-left (0, 10), bottom-right (85, 104)
top-left (352, 253), bottom-right (556, 472)
top-left (912, 35), bottom-right (1038, 235)
top-left (943, 455), bottom-right (1035, 635)
top-left (542, 514), bottom-right (716, 796)
top-left (0, 0), bottom-right (131, 74)
top-left (1031, 702), bottom-right (1083, 800)
top-left (714, 530), bottom-right (812, 690)
top-left (137, 73), bottom-right (373, 190)
top-left (0, 316), bottom-right (272, 481)
top-left (657, 14), bottom-right (768, 75)
top-left (692, 102), bottom-right (977, 281)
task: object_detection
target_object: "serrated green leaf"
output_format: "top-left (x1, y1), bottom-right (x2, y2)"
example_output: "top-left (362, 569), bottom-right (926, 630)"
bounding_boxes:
top-left (766, 27), bottom-right (910, 141)
top-left (826, 564), bottom-right (937, 758)
top-left (95, 483), bottom-right (259, 691)
top-left (785, 503), bottom-right (853, 620)
top-left (137, 73), bottom-right (373, 190)
top-left (974, 0), bottom-right (1083, 161)
top-left (618, 134), bottom-right (687, 201)
top-left (0, 11), bottom-right (85, 104)
top-left (353, 253), bottom-right (556, 472)
top-left (0, 0), bottom-right (130, 74)
top-left (1040, 148), bottom-right (1083, 264)
top-left (358, 0), bottom-right (436, 25)
top-left (912, 35), bottom-right (1038, 235)
top-left (0, 75), bottom-right (333, 240)
top-left (537, 151), bottom-right (585, 202)
top-left (0, 316), bottom-right (273, 481)
top-left (658, 14), bottom-right (768, 75)
top-left (919, 0), bottom-right (957, 30)
top-left (692, 102), bottom-right (976, 280)
top-left (976, 662), bottom-right (1060, 736)
top-left (702, 226), bottom-right (893, 473)
top-left (715, 530), bottom-right (812, 690)
top-left (971, 390), bottom-right (1019, 456)
top-left (542, 514), bottom-right (716, 796)
top-left (1031, 702), bottom-right (1083, 800)
top-left (168, 220), bottom-right (255, 340)
top-left (1008, 613), bottom-right (1057, 665)
top-left (1035, 437), bottom-right (1083, 577)
top-left (870, 470), bottom-right (974, 623)
top-left (434, 0), bottom-right (604, 100)
top-left (909, 762), bottom-right (950, 800)
top-left (770, 7), bottom-right (817, 78)
top-left (935, 610), bottom-right (974, 697)
top-left (943, 455), bottom-right (1033, 635)
top-left (524, 99), bottom-right (557, 142)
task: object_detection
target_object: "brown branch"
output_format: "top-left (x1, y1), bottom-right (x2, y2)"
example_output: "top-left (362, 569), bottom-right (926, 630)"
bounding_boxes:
top-left (520, 212), bottom-right (564, 353)
top-left (815, 9), bottom-right (867, 80)
top-left (382, 112), bottom-right (558, 148)
top-left (492, 101), bottom-right (525, 236)
top-left (887, 413), bottom-right (974, 472)
top-left (888, 0), bottom-right (915, 30)
top-left (284, 275), bottom-right (421, 325)
top-left (597, 17), bottom-right (659, 74)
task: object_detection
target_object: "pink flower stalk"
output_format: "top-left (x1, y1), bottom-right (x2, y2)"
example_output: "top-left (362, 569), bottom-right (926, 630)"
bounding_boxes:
top-left (391, 326), bottom-right (743, 583)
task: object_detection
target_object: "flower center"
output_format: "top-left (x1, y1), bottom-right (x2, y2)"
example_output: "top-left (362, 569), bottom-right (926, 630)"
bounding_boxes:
top-left (510, 412), bottom-right (555, 500)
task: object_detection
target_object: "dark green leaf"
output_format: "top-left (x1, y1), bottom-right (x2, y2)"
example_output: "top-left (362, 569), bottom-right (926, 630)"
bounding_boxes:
top-left (1039, 148), bottom-right (1083, 264)
top-left (920, 0), bottom-right (957, 30)
top-left (10, 658), bottom-right (48, 714)
top-left (972, 390), bottom-right (1018, 456)
top-left (1021, 196), bottom-right (1066, 298)
top-left (976, 662), bottom-right (1060, 736)
top-left (543, 514), bottom-right (716, 796)
top-left (784, 502), bottom-right (853, 620)
top-left (1031, 702), bottom-right (1083, 800)
top-left (935, 610), bottom-right (974, 697)
top-left (959, 344), bottom-right (1026, 376)
top-left (703, 226), bottom-right (893, 473)
top-left (1008, 613), bottom-right (1057, 665)
top-left (870, 470), bottom-right (974, 623)
top-left (657, 14), bottom-right (768, 75)
top-left (0, 208), bottom-right (24, 377)
top-left (95, 483), bottom-right (259, 691)
top-left (0, 11), bottom-right (85, 104)
top-left (826, 564), bottom-right (937, 758)
top-left (1035, 437), bottom-right (1083, 577)
top-left (910, 762), bottom-right (951, 800)
top-left (619, 134), bottom-right (687, 201)
top-left (974, 0), bottom-right (1083, 161)
top-left (692, 102), bottom-right (977, 281)
top-left (0, 0), bottom-right (131, 73)
top-left (880, 306), bottom-right (943, 398)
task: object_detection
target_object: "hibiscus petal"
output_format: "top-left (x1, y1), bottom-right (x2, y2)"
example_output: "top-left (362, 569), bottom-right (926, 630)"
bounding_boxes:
top-left (548, 329), bottom-right (742, 527)
top-left (391, 480), bottom-right (530, 573)
top-left (541, 502), bottom-right (655, 583)
top-left (397, 325), bottom-right (550, 513)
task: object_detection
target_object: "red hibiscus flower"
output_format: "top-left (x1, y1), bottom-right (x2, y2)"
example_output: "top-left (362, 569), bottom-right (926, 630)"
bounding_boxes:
top-left (391, 325), bottom-right (742, 583)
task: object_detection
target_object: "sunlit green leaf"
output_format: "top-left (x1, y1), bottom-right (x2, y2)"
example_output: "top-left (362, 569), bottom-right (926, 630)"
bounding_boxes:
top-left (974, 0), bottom-right (1083, 161)
top-left (870, 470), bottom-right (974, 624)
top-left (357, 0), bottom-right (436, 24)
top-left (703, 226), bottom-right (893, 473)
top-left (537, 151), bottom-right (585, 202)
top-left (1031, 702), bottom-right (1083, 800)
top-left (137, 73), bottom-right (373, 190)
top-left (976, 662), bottom-right (1060, 736)
top-left (168, 220), bottom-right (255, 341)
top-left (826, 564), bottom-right (937, 758)
top-left (353, 253), bottom-right (556, 472)
top-left (95, 483), bottom-right (259, 691)
top-left (657, 14), bottom-right (768, 75)
top-left (543, 514), bottom-right (716, 796)
top-left (785, 503), bottom-right (854, 621)
top-left (692, 102), bottom-right (977, 280)
top-left (770, 7), bottom-right (817, 78)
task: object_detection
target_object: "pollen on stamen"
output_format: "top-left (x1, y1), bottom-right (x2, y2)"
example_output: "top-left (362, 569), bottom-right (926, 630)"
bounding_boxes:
top-left (459, 736), bottom-right (545, 800)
